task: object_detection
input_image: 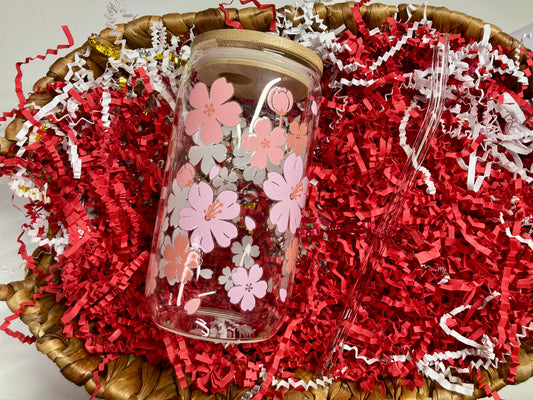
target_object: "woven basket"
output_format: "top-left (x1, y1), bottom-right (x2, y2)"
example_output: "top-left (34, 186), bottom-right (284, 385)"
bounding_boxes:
top-left (1, 2), bottom-right (532, 399)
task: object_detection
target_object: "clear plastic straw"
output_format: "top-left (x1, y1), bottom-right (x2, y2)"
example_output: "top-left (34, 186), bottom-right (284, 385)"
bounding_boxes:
top-left (317, 36), bottom-right (450, 379)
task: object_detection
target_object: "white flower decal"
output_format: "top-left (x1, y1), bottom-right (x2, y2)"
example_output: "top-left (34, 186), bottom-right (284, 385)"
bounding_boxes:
top-left (218, 266), bottom-right (235, 290)
top-left (212, 167), bottom-right (239, 192)
top-left (188, 133), bottom-right (227, 175)
top-left (164, 181), bottom-right (190, 230)
top-left (231, 235), bottom-right (259, 268)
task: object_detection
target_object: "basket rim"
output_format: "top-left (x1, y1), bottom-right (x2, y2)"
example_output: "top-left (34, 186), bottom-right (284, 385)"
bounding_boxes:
top-left (1, 2), bottom-right (532, 400)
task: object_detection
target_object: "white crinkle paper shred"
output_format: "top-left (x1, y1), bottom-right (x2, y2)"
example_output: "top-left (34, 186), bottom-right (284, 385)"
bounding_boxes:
top-left (291, 9), bottom-right (532, 398)
top-left (7, 2), bottom-right (187, 266)
top-left (443, 25), bottom-right (533, 190)
top-left (4, 1), bottom-right (532, 396)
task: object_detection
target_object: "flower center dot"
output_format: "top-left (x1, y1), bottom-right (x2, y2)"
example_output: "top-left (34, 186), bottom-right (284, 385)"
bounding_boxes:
top-left (204, 103), bottom-right (215, 117)
top-left (261, 138), bottom-right (271, 149)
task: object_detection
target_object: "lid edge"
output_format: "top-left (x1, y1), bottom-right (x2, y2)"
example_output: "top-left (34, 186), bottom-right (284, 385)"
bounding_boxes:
top-left (192, 29), bottom-right (323, 75)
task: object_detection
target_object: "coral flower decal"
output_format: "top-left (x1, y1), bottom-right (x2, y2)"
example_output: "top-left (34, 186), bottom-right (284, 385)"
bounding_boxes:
top-left (287, 120), bottom-right (308, 156)
top-left (179, 182), bottom-right (240, 253)
top-left (185, 77), bottom-right (242, 145)
top-left (161, 233), bottom-right (201, 284)
top-left (176, 163), bottom-right (195, 188)
top-left (241, 117), bottom-right (286, 169)
top-left (284, 238), bottom-right (299, 275)
top-left (228, 264), bottom-right (268, 312)
top-left (263, 154), bottom-right (309, 234)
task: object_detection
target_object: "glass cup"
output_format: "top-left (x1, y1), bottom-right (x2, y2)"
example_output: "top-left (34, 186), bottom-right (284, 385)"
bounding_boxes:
top-left (146, 29), bottom-right (323, 343)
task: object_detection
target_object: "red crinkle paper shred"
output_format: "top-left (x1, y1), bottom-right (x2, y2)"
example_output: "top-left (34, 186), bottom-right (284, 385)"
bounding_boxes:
top-left (1, 5), bottom-right (533, 399)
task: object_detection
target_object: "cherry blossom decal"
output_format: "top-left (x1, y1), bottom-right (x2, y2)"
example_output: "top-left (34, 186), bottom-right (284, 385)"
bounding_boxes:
top-left (185, 77), bottom-right (242, 145)
top-left (267, 86), bottom-right (294, 126)
top-left (176, 163), bottom-right (195, 188)
top-left (161, 232), bottom-right (201, 284)
top-left (152, 78), bottom-right (314, 322)
top-left (218, 266), bottom-right (235, 290)
top-left (209, 165), bottom-right (221, 180)
top-left (279, 288), bottom-right (287, 303)
top-left (164, 181), bottom-right (190, 230)
top-left (179, 181), bottom-right (240, 253)
top-left (263, 154), bottom-right (309, 234)
top-left (184, 298), bottom-right (202, 315)
top-left (244, 216), bottom-right (256, 231)
top-left (188, 133), bottom-right (227, 175)
top-left (283, 237), bottom-right (299, 275)
top-left (241, 117), bottom-right (286, 169)
top-left (228, 264), bottom-right (268, 312)
top-left (212, 167), bottom-right (239, 192)
top-left (287, 120), bottom-right (308, 156)
top-left (231, 235), bottom-right (259, 268)
top-left (311, 99), bottom-right (318, 115)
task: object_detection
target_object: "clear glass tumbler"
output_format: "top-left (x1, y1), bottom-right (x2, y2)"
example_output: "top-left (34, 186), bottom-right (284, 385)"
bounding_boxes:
top-left (146, 29), bottom-right (322, 343)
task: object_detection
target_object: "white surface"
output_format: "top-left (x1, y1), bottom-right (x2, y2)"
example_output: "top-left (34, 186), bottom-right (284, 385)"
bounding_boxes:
top-left (0, 1), bottom-right (532, 399)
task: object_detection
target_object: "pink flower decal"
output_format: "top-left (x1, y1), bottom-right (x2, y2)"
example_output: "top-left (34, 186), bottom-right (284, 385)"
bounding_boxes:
top-left (162, 234), bottom-right (201, 284)
top-left (178, 181), bottom-right (240, 253)
top-left (267, 86), bottom-right (294, 117)
top-left (184, 298), bottom-right (202, 315)
top-left (311, 100), bottom-right (318, 115)
top-left (209, 165), bottom-right (220, 180)
top-left (263, 154), bottom-right (309, 234)
top-left (185, 77), bottom-right (242, 145)
top-left (287, 120), bottom-right (308, 156)
top-left (241, 117), bottom-right (286, 169)
top-left (228, 264), bottom-right (268, 312)
top-left (244, 216), bottom-right (256, 231)
top-left (176, 163), bottom-right (195, 188)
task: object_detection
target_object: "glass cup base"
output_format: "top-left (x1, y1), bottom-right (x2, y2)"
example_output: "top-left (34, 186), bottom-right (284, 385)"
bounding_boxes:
top-left (153, 306), bottom-right (276, 344)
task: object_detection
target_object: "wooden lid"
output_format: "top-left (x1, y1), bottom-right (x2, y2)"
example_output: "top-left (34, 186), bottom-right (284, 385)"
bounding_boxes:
top-left (191, 29), bottom-right (322, 100)
top-left (192, 29), bottom-right (323, 75)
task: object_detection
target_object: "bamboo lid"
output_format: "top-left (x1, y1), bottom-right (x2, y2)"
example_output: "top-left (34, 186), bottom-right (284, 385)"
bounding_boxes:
top-left (192, 29), bottom-right (323, 74)
top-left (191, 29), bottom-right (323, 100)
